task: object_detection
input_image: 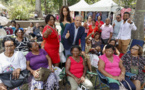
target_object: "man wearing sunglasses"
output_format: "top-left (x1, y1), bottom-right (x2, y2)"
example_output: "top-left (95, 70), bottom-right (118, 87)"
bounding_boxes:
top-left (112, 14), bottom-right (123, 39)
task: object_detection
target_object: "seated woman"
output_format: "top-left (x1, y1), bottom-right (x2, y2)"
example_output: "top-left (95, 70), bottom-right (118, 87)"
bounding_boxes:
top-left (26, 41), bottom-right (59, 90)
top-left (98, 45), bottom-right (136, 90)
top-left (0, 36), bottom-right (26, 90)
top-left (91, 32), bottom-right (102, 49)
top-left (102, 39), bottom-right (120, 56)
top-left (66, 46), bottom-right (93, 90)
top-left (122, 45), bottom-right (145, 90)
top-left (15, 29), bottom-right (29, 52)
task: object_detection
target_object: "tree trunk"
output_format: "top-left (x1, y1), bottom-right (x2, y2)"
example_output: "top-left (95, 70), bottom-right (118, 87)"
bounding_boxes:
top-left (132, 0), bottom-right (145, 40)
top-left (44, 0), bottom-right (47, 14)
top-left (35, 0), bottom-right (42, 17)
top-left (63, 0), bottom-right (65, 6)
top-left (66, 0), bottom-right (68, 6)
top-left (30, 0), bottom-right (32, 4)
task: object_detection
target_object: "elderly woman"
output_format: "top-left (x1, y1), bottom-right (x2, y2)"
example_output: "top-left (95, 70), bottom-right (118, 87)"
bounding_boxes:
top-left (66, 46), bottom-right (93, 90)
top-left (15, 29), bottom-right (29, 52)
top-left (26, 41), bottom-right (59, 90)
top-left (122, 45), bottom-right (145, 90)
top-left (98, 45), bottom-right (136, 90)
top-left (0, 37), bottom-right (26, 90)
top-left (43, 14), bottom-right (60, 66)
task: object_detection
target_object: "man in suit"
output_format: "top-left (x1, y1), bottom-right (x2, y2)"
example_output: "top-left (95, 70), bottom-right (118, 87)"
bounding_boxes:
top-left (62, 15), bottom-right (86, 57)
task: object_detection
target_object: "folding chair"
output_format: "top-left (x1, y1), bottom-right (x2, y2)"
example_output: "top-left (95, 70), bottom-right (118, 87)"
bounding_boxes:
top-left (127, 39), bottom-right (144, 53)
top-left (96, 70), bottom-right (136, 90)
top-left (96, 70), bottom-right (109, 89)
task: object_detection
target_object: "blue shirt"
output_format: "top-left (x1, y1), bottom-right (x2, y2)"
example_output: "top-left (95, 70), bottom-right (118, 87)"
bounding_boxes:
top-left (112, 20), bottom-right (123, 39)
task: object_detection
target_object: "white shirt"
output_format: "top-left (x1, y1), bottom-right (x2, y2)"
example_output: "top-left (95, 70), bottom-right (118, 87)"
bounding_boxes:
top-left (73, 25), bottom-right (79, 45)
top-left (117, 20), bottom-right (137, 40)
top-left (0, 51), bottom-right (26, 83)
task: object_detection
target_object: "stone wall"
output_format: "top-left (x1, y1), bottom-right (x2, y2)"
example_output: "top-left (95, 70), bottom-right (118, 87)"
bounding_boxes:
top-left (5, 20), bottom-right (46, 28)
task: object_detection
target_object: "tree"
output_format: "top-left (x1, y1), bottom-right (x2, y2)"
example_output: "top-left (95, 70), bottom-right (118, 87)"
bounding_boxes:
top-left (63, 0), bottom-right (65, 6)
top-left (132, 0), bottom-right (145, 40)
top-left (35, 0), bottom-right (42, 17)
top-left (44, 0), bottom-right (47, 14)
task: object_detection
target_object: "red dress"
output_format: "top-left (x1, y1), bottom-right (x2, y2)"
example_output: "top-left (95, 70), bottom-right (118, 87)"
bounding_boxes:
top-left (95, 21), bottom-right (104, 27)
top-left (87, 25), bottom-right (99, 37)
top-left (43, 25), bottom-right (60, 64)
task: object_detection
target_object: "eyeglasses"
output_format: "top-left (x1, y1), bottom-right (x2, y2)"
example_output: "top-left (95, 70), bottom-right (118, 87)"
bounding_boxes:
top-left (131, 48), bottom-right (139, 50)
top-left (5, 45), bottom-right (14, 48)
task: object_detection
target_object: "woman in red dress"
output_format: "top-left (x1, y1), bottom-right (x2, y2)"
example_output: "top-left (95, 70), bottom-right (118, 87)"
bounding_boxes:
top-left (43, 14), bottom-right (60, 66)
top-left (95, 16), bottom-right (104, 28)
top-left (87, 19), bottom-right (100, 37)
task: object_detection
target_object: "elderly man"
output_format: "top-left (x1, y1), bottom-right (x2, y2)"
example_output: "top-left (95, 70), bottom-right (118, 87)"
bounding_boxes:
top-left (99, 18), bottom-right (113, 44)
top-left (62, 15), bottom-right (86, 57)
top-left (117, 12), bottom-right (137, 54)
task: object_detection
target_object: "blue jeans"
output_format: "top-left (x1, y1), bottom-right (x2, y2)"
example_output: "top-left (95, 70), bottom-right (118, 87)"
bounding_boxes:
top-left (65, 48), bottom-right (71, 58)
top-left (109, 77), bottom-right (136, 90)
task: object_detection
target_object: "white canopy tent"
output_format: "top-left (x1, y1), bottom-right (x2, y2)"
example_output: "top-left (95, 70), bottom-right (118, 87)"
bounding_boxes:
top-left (69, 0), bottom-right (90, 11)
top-left (82, 0), bottom-right (120, 12)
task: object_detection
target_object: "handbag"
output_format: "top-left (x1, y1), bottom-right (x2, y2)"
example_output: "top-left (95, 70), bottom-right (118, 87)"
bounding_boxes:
top-left (0, 70), bottom-right (29, 89)
top-left (130, 55), bottom-right (139, 75)
top-left (34, 67), bottom-right (51, 81)
top-left (90, 54), bottom-right (99, 68)
top-left (119, 80), bottom-right (132, 90)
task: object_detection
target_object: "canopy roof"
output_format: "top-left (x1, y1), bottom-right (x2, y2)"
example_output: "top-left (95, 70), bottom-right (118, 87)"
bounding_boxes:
top-left (69, 0), bottom-right (90, 11)
top-left (85, 0), bottom-right (119, 12)
top-left (69, 0), bottom-right (120, 12)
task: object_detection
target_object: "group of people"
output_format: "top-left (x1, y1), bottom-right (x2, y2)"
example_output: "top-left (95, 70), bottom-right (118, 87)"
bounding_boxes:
top-left (0, 5), bottom-right (144, 90)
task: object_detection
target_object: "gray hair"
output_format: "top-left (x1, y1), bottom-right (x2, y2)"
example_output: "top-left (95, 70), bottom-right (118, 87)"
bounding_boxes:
top-left (75, 15), bottom-right (82, 19)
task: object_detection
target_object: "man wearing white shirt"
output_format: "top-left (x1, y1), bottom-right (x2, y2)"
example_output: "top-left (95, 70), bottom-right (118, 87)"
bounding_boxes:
top-left (117, 12), bottom-right (137, 54)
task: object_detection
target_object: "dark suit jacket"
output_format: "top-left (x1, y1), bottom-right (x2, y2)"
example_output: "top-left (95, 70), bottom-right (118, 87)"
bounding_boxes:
top-left (62, 23), bottom-right (86, 51)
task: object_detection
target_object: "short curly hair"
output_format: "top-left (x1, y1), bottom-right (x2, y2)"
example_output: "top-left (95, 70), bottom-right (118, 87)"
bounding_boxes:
top-left (45, 14), bottom-right (55, 24)
top-left (2, 36), bottom-right (16, 47)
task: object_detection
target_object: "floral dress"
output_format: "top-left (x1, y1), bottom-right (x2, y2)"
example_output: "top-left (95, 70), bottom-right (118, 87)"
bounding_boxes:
top-left (121, 54), bottom-right (145, 83)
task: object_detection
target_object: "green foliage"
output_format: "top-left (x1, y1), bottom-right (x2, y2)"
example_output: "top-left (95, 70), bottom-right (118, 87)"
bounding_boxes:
top-left (115, 0), bottom-right (137, 7)
top-left (8, 0), bottom-right (34, 20)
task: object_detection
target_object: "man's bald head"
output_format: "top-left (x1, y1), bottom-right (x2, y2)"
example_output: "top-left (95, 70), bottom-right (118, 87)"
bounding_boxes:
top-left (105, 18), bottom-right (110, 25)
